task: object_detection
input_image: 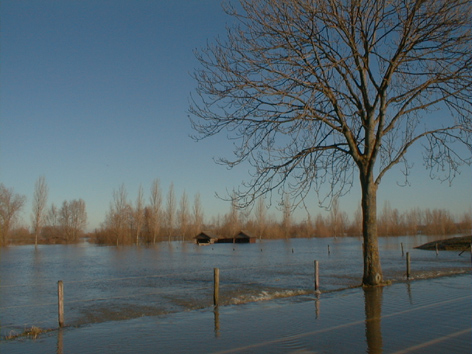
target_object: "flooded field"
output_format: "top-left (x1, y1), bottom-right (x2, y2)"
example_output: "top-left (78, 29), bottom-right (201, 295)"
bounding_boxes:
top-left (1, 235), bottom-right (469, 338)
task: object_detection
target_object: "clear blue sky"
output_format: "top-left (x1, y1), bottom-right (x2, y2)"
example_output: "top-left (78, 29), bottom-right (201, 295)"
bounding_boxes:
top-left (1, 0), bottom-right (471, 230)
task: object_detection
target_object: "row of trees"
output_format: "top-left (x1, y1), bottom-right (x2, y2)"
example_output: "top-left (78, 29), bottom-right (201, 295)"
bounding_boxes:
top-left (93, 181), bottom-right (204, 245)
top-left (0, 177), bottom-right (87, 246)
top-left (91, 182), bottom-right (317, 244)
top-left (90, 181), bottom-right (471, 245)
top-left (0, 178), bottom-right (470, 246)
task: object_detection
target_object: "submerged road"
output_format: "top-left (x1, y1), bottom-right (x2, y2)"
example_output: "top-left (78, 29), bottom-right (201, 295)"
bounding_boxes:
top-left (212, 284), bottom-right (471, 354)
top-left (2, 274), bottom-right (471, 353)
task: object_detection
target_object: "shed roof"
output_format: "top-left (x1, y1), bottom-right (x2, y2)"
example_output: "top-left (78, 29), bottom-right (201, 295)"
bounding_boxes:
top-left (194, 231), bottom-right (219, 239)
top-left (234, 230), bottom-right (255, 238)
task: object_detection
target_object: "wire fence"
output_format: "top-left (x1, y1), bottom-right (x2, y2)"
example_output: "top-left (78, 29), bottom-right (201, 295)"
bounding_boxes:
top-left (0, 261), bottom-right (319, 336)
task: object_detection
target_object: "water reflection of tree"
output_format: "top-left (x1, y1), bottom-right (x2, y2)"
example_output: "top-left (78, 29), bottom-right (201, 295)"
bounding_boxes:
top-left (364, 286), bottom-right (383, 354)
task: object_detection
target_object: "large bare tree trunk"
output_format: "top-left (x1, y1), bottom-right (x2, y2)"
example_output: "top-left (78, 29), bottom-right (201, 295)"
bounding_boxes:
top-left (360, 173), bottom-right (383, 286)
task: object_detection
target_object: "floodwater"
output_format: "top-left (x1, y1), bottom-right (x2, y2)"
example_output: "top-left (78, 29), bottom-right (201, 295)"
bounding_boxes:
top-left (0, 236), bottom-right (470, 353)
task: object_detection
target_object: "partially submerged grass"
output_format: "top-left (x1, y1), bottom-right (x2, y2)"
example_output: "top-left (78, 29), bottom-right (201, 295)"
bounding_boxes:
top-left (3, 326), bottom-right (52, 341)
top-left (415, 235), bottom-right (471, 251)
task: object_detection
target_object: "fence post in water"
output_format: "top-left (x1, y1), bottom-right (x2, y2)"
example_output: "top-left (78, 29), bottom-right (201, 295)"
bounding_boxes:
top-left (58, 280), bottom-right (64, 327)
top-left (401, 242), bottom-right (404, 257)
top-left (435, 243), bottom-right (439, 256)
top-left (314, 260), bottom-right (320, 293)
top-left (406, 252), bottom-right (411, 280)
top-left (213, 268), bottom-right (220, 307)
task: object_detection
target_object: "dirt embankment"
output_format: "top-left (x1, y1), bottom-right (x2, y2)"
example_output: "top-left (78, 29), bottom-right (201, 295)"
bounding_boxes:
top-left (415, 235), bottom-right (472, 251)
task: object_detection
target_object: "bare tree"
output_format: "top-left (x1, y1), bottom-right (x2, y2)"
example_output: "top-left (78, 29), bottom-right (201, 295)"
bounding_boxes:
top-left (133, 185), bottom-right (145, 244)
top-left (59, 200), bottom-right (87, 243)
top-left (60, 201), bottom-right (72, 242)
top-left (281, 193), bottom-right (292, 238)
top-left (404, 207), bottom-right (422, 236)
top-left (106, 184), bottom-right (130, 245)
top-left (32, 176), bottom-right (48, 247)
top-left (149, 179), bottom-right (163, 243)
top-left (314, 213), bottom-right (329, 238)
top-left (165, 182), bottom-right (176, 242)
top-left (378, 201), bottom-right (405, 236)
top-left (43, 203), bottom-right (60, 242)
top-left (0, 184), bottom-right (26, 245)
top-left (329, 197), bottom-right (341, 237)
top-left (423, 208), bottom-right (456, 235)
top-left (46, 204), bottom-right (59, 228)
top-left (178, 191), bottom-right (190, 241)
top-left (191, 0), bottom-right (472, 285)
top-left (224, 194), bottom-right (241, 237)
top-left (457, 209), bottom-right (472, 233)
top-left (68, 199), bottom-right (87, 241)
top-left (192, 193), bottom-right (204, 236)
top-left (254, 196), bottom-right (267, 239)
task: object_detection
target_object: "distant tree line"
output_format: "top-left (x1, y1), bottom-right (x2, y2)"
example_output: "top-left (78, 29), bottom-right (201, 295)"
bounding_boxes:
top-left (0, 178), bottom-right (470, 246)
top-left (0, 178), bottom-right (87, 246)
top-left (92, 181), bottom-right (204, 245)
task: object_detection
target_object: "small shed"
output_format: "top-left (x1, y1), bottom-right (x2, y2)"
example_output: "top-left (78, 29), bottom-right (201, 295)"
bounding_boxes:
top-left (216, 231), bottom-right (256, 244)
top-left (194, 231), bottom-right (219, 245)
top-left (233, 230), bottom-right (256, 243)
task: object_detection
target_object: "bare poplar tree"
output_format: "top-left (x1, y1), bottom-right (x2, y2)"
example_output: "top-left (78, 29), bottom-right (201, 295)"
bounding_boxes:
top-left (315, 213), bottom-right (329, 238)
top-left (44, 203), bottom-right (60, 241)
top-left (191, 0), bottom-right (472, 285)
top-left (107, 184), bottom-right (130, 245)
top-left (166, 182), bottom-right (176, 242)
top-left (404, 207), bottom-right (421, 235)
top-left (329, 197), bottom-right (341, 237)
top-left (0, 184), bottom-right (26, 245)
top-left (133, 185), bottom-right (145, 244)
top-left (254, 196), bottom-right (267, 239)
top-left (60, 200), bottom-right (72, 242)
top-left (225, 194), bottom-right (241, 237)
top-left (281, 193), bottom-right (292, 238)
top-left (32, 176), bottom-right (48, 247)
top-left (69, 199), bottom-right (87, 241)
top-left (149, 179), bottom-right (162, 243)
top-left (178, 191), bottom-right (190, 241)
top-left (192, 193), bottom-right (204, 235)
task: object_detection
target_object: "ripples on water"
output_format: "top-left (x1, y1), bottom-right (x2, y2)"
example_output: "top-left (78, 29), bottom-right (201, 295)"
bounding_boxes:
top-left (0, 236), bottom-right (469, 336)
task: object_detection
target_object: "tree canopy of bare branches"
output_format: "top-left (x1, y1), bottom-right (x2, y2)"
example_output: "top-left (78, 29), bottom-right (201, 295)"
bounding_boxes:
top-left (190, 0), bottom-right (472, 285)
top-left (59, 199), bottom-right (87, 242)
top-left (32, 176), bottom-right (48, 247)
top-left (0, 184), bottom-right (26, 245)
